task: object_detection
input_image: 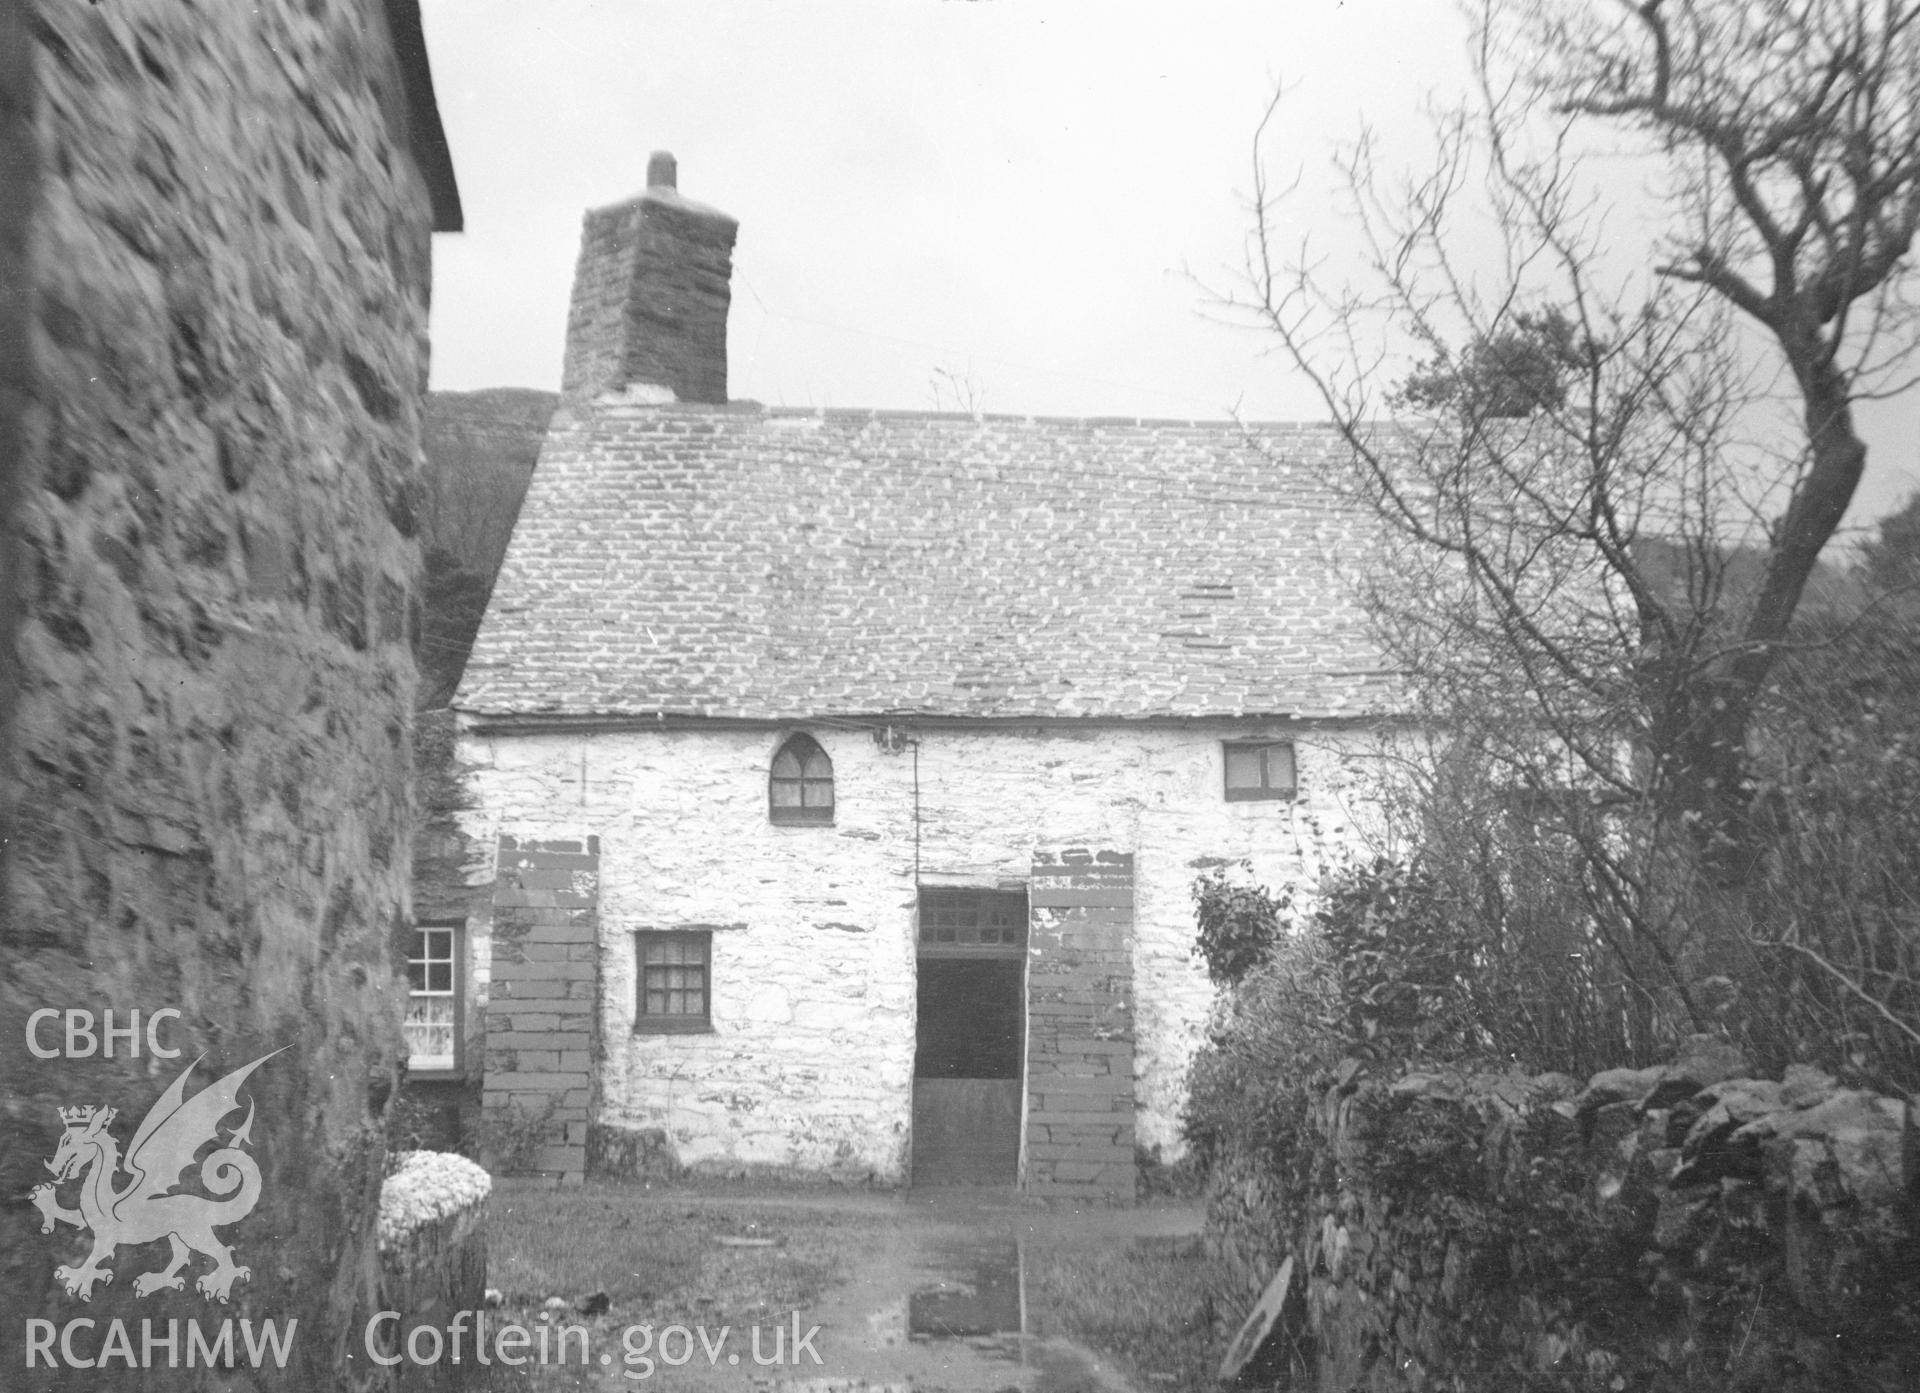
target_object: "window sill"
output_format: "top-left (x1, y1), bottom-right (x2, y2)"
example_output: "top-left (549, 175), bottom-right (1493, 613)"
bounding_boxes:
top-left (405, 1067), bottom-right (466, 1083)
top-left (1224, 790), bottom-right (1298, 802)
top-left (769, 810), bottom-right (835, 827)
top-left (632, 1019), bottom-right (716, 1036)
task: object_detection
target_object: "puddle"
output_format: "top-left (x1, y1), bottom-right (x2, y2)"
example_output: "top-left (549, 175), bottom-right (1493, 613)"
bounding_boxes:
top-left (907, 1238), bottom-right (1023, 1340)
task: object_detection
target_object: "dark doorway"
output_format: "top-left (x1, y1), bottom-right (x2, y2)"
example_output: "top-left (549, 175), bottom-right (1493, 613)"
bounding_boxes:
top-left (911, 888), bottom-right (1027, 1187)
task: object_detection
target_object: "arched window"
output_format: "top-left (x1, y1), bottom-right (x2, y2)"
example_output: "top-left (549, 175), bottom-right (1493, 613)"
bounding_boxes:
top-left (769, 733), bottom-right (834, 824)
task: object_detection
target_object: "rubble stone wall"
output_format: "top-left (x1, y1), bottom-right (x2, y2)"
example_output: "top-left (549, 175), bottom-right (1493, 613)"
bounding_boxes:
top-left (459, 721), bottom-right (1394, 1180)
top-left (1206, 1038), bottom-right (1919, 1390)
top-left (2, 2), bottom-right (438, 1385)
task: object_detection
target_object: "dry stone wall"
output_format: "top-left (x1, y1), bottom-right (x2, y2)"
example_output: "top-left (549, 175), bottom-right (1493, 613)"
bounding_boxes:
top-left (1207, 1038), bottom-right (1920, 1390)
top-left (2, 2), bottom-right (440, 1386)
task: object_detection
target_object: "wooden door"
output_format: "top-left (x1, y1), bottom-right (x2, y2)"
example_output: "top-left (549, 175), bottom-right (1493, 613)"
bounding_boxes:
top-left (911, 889), bottom-right (1027, 1186)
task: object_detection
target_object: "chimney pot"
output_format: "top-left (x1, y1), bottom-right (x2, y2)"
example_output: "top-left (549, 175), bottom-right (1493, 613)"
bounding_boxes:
top-left (647, 151), bottom-right (677, 190)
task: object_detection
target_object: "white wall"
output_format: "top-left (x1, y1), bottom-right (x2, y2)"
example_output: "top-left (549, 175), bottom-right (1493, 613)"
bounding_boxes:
top-left (458, 720), bottom-right (1394, 1180)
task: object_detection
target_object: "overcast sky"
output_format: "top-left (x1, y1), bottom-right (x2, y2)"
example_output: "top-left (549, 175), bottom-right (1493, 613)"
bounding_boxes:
top-left (421, 0), bottom-right (1919, 532)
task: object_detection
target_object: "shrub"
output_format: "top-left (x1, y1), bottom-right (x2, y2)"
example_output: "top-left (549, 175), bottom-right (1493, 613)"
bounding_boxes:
top-left (1183, 909), bottom-right (1341, 1172)
top-left (1192, 863), bottom-right (1293, 986)
top-left (1314, 856), bottom-right (1480, 1058)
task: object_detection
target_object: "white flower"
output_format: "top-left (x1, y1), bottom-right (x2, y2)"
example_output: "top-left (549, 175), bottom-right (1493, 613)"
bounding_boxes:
top-left (378, 1150), bottom-right (493, 1251)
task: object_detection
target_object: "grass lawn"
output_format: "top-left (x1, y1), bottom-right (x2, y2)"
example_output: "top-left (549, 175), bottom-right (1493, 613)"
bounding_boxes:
top-left (468, 1182), bottom-right (893, 1389)
top-left (1022, 1233), bottom-right (1223, 1390)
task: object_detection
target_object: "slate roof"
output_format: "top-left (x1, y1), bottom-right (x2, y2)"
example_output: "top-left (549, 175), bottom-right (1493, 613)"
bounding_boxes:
top-left (455, 403), bottom-right (1402, 722)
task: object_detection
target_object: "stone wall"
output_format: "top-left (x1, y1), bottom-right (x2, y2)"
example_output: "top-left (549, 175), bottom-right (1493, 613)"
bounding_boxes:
top-left (558, 154), bottom-right (737, 407)
top-left (482, 837), bottom-right (601, 1182)
top-left (2, 2), bottom-right (447, 1385)
top-left (1026, 850), bottom-right (1137, 1200)
top-left (1206, 1039), bottom-right (1919, 1390)
top-left (459, 719), bottom-right (1394, 1181)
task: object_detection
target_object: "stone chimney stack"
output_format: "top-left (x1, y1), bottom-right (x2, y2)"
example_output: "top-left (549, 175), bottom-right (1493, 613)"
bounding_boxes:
top-left (559, 151), bottom-right (738, 405)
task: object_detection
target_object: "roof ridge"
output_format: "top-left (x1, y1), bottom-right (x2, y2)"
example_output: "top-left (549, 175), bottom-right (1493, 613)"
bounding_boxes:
top-left (572, 399), bottom-right (1360, 431)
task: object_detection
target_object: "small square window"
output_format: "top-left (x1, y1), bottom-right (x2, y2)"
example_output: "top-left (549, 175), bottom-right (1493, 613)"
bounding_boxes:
top-left (635, 931), bottom-right (713, 1033)
top-left (1223, 741), bottom-right (1296, 801)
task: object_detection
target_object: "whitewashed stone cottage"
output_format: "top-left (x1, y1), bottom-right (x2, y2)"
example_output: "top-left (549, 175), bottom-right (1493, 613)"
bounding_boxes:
top-left (445, 154), bottom-right (1403, 1195)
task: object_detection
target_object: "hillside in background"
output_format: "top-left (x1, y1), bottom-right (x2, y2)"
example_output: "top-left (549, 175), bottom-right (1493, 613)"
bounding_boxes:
top-left (419, 387), bottom-right (556, 707)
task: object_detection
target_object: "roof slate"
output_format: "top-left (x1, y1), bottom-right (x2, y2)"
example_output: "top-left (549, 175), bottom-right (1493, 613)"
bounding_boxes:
top-left (455, 403), bottom-right (1402, 721)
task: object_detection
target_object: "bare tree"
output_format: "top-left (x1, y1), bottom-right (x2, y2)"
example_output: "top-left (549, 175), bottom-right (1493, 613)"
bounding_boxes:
top-left (1240, 0), bottom-right (1920, 1065)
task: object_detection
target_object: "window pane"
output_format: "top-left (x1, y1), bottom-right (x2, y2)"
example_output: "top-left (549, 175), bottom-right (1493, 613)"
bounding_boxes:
top-left (647, 937), bottom-right (692, 966)
top-left (409, 931), bottom-right (427, 958)
top-left (406, 962), bottom-right (425, 990)
top-left (404, 997), bottom-right (455, 1068)
top-left (1266, 743), bottom-right (1296, 791)
top-left (771, 778), bottom-right (803, 807)
top-left (801, 751), bottom-right (832, 779)
top-left (638, 933), bottom-right (709, 1021)
top-left (1225, 748), bottom-right (1264, 788)
top-left (802, 778), bottom-right (834, 807)
top-left (427, 963), bottom-right (452, 992)
top-left (424, 930), bottom-right (452, 960)
top-left (772, 751), bottom-right (802, 777)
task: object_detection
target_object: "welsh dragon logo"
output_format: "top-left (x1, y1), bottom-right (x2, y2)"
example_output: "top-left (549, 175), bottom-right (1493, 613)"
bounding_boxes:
top-left (30, 1049), bottom-right (282, 1303)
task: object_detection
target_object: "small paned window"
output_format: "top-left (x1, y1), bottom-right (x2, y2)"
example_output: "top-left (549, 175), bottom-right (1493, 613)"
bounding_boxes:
top-left (635, 931), bottom-right (712, 1033)
top-left (917, 888), bottom-right (1029, 957)
top-left (1223, 740), bottom-right (1297, 801)
top-left (769, 733), bottom-right (834, 825)
top-left (405, 924), bottom-right (461, 1073)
